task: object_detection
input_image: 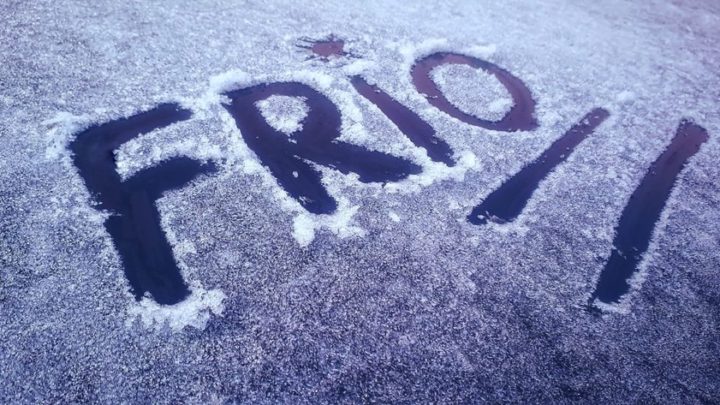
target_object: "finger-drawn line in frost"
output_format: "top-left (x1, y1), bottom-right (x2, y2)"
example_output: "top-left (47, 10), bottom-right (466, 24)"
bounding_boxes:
top-left (68, 37), bottom-right (709, 310)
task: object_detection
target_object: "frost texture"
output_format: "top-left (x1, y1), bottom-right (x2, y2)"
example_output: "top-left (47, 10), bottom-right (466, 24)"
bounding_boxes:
top-left (431, 63), bottom-right (513, 121)
top-left (127, 288), bottom-right (226, 331)
top-left (256, 95), bottom-right (309, 135)
top-left (1, 0), bottom-right (720, 402)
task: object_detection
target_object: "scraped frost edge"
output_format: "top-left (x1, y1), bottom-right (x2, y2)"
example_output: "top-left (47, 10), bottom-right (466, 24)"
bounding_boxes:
top-left (43, 111), bottom-right (92, 161)
top-left (126, 287), bottom-right (226, 332)
top-left (256, 95), bottom-right (309, 135)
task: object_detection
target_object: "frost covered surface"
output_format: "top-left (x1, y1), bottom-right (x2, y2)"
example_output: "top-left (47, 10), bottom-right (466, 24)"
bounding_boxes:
top-left (256, 95), bottom-right (309, 135)
top-left (431, 63), bottom-right (513, 121)
top-left (1, 0), bottom-right (720, 402)
top-left (127, 287), bottom-right (226, 331)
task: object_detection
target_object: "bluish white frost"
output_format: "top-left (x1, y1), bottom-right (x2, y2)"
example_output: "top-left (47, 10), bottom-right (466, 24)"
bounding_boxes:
top-left (36, 49), bottom-right (702, 267)
top-left (341, 59), bottom-right (376, 76)
top-left (396, 38), bottom-right (451, 69)
top-left (115, 131), bottom-right (224, 181)
top-left (293, 201), bottom-right (365, 247)
top-left (126, 287), bottom-right (226, 331)
top-left (190, 68), bottom-right (488, 247)
top-left (431, 63), bottom-right (513, 121)
top-left (256, 95), bottom-right (309, 135)
top-left (3, 0), bottom-right (720, 401)
top-left (616, 90), bottom-right (636, 104)
top-left (42, 112), bottom-right (91, 161)
top-left (40, 109), bottom-right (229, 331)
top-left (384, 151), bottom-right (480, 193)
top-left (388, 211), bottom-right (401, 222)
top-left (197, 70), bottom-right (372, 247)
top-left (97, 56), bottom-right (479, 246)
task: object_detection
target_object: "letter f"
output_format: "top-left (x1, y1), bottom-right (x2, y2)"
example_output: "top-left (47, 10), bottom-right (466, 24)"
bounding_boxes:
top-left (69, 103), bottom-right (216, 305)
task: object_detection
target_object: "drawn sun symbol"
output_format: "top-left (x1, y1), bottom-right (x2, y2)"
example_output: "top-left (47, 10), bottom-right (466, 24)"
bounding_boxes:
top-left (296, 35), bottom-right (357, 62)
